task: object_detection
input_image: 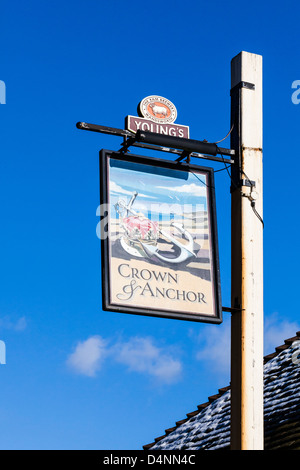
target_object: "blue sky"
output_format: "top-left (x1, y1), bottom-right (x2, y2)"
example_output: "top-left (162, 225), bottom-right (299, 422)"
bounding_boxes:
top-left (0, 0), bottom-right (300, 450)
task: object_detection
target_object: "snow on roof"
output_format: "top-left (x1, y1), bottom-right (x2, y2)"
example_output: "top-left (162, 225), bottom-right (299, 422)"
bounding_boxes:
top-left (144, 333), bottom-right (300, 450)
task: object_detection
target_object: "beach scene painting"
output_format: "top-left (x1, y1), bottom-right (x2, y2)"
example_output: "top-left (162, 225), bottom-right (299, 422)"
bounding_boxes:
top-left (101, 152), bottom-right (222, 324)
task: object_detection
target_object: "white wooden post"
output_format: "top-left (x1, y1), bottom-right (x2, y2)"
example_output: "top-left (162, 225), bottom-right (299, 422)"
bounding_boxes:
top-left (230, 51), bottom-right (264, 450)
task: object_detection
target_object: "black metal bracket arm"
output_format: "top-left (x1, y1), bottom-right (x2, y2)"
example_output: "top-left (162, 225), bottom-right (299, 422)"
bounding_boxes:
top-left (76, 121), bottom-right (134, 139)
top-left (135, 130), bottom-right (219, 156)
top-left (239, 178), bottom-right (256, 188)
top-left (222, 306), bottom-right (244, 313)
top-left (76, 122), bottom-right (236, 165)
top-left (230, 81), bottom-right (255, 96)
top-left (230, 178), bottom-right (256, 193)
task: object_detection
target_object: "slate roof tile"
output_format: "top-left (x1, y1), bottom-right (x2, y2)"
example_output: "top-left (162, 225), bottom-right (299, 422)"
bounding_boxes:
top-left (144, 331), bottom-right (300, 450)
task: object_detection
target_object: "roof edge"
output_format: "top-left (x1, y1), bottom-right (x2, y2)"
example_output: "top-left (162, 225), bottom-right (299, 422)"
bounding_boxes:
top-left (143, 331), bottom-right (300, 450)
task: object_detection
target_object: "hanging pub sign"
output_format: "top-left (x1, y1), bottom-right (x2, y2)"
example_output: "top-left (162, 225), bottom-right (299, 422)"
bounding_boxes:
top-left (125, 95), bottom-right (190, 138)
top-left (100, 150), bottom-right (222, 324)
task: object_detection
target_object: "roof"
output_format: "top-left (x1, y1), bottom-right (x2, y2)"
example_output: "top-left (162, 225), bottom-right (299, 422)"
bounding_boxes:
top-left (144, 332), bottom-right (300, 450)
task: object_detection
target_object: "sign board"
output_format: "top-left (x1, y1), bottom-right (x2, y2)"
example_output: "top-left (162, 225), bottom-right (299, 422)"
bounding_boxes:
top-left (125, 95), bottom-right (189, 139)
top-left (100, 150), bottom-right (222, 324)
top-left (126, 116), bottom-right (189, 139)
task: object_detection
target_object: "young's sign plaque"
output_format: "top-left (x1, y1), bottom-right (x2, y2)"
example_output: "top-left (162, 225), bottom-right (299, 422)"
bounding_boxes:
top-left (126, 95), bottom-right (189, 139)
top-left (100, 150), bottom-right (222, 324)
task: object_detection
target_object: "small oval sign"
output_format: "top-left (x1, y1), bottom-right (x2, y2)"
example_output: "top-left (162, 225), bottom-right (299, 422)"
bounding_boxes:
top-left (138, 96), bottom-right (177, 124)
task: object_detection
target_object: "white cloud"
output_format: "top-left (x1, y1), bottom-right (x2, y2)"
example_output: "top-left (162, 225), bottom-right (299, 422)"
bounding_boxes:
top-left (193, 313), bottom-right (300, 382)
top-left (264, 313), bottom-right (300, 355)
top-left (110, 181), bottom-right (133, 196)
top-left (66, 335), bottom-right (107, 377)
top-left (113, 336), bottom-right (182, 384)
top-left (110, 182), bottom-right (156, 199)
top-left (195, 319), bottom-right (231, 381)
top-left (156, 183), bottom-right (207, 197)
top-left (14, 316), bottom-right (27, 331)
top-left (0, 315), bottom-right (27, 331)
top-left (66, 335), bottom-right (182, 384)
